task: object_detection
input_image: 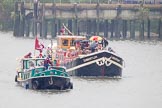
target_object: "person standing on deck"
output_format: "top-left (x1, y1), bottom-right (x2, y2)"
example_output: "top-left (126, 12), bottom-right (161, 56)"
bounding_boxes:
top-left (89, 41), bottom-right (98, 53)
top-left (44, 57), bottom-right (53, 70)
top-left (101, 36), bottom-right (109, 48)
top-left (60, 26), bottom-right (65, 35)
top-left (24, 52), bottom-right (32, 58)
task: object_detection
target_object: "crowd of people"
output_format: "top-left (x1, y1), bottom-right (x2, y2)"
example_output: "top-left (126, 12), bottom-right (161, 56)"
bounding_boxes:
top-left (74, 36), bottom-right (109, 54)
top-left (23, 34), bottom-right (113, 70)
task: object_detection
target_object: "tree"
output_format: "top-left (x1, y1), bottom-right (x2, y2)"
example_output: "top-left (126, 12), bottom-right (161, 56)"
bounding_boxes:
top-left (0, 0), bottom-right (14, 30)
top-left (137, 2), bottom-right (150, 40)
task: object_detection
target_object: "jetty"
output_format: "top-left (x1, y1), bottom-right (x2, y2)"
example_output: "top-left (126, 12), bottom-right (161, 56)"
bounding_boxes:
top-left (13, 1), bottom-right (162, 40)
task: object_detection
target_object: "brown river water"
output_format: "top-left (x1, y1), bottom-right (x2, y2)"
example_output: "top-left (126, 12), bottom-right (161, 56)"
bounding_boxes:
top-left (0, 32), bottom-right (162, 108)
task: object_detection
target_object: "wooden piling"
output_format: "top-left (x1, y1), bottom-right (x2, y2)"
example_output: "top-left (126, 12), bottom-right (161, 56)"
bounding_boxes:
top-left (139, 20), bottom-right (145, 40)
top-left (114, 19), bottom-right (121, 38)
top-left (96, 3), bottom-right (100, 36)
top-left (104, 20), bottom-right (108, 38)
top-left (122, 20), bottom-right (127, 39)
top-left (25, 19), bottom-right (30, 37)
top-left (74, 3), bottom-right (78, 35)
top-left (20, 2), bottom-right (25, 37)
top-left (96, 19), bottom-right (99, 36)
top-left (74, 19), bottom-right (78, 35)
top-left (39, 22), bottom-right (42, 37)
top-left (110, 20), bottom-right (114, 38)
top-left (41, 18), bottom-right (46, 38)
top-left (68, 19), bottom-right (72, 34)
top-left (130, 20), bottom-right (135, 39)
top-left (45, 20), bottom-right (48, 38)
top-left (92, 19), bottom-right (97, 35)
top-left (77, 21), bottom-right (80, 35)
top-left (51, 19), bottom-right (56, 38)
top-left (86, 19), bottom-right (91, 35)
top-left (147, 19), bottom-right (150, 39)
top-left (13, 2), bottom-right (20, 37)
top-left (159, 19), bottom-right (162, 40)
top-left (33, 1), bottom-right (38, 36)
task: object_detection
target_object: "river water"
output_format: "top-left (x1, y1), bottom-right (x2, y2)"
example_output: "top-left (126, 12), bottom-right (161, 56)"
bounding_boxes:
top-left (0, 32), bottom-right (162, 108)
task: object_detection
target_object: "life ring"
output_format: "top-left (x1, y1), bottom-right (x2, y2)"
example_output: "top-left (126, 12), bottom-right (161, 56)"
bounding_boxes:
top-left (32, 80), bottom-right (39, 90)
top-left (15, 75), bottom-right (18, 82)
top-left (69, 82), bottom-right (73, 89)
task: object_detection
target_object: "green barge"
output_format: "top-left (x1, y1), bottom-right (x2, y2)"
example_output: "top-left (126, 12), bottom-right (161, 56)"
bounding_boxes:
top-left (15, 58), bottom-right (73, 90)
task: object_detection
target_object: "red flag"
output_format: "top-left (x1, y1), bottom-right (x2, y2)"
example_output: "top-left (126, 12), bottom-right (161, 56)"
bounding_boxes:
top-left (35, 36), bottom-right (44, 51)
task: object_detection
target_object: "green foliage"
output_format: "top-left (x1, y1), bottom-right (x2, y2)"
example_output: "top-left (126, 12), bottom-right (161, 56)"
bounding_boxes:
top-left (39, 0), bottom-right (115, 3)
top-left (1, 0), bottom-right (14, 13)
top-left (0, 0), bottom-right (15, 30)
top-left (137, 4), bottom-right (150, 20)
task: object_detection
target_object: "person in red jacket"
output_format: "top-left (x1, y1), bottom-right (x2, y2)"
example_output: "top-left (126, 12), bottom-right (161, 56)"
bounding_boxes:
top-left (60, 26), bottom-right (65, 35)
top-left (24, 52), bottom-right (32, 58)
top-left (44, 57), bottom-right (53, 70)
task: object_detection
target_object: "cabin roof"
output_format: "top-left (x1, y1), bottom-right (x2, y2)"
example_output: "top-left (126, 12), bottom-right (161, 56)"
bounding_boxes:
top-left (57, 35), bottom-right (86, 39)
top-left (22, 58), bottom-right (45, 61)
top-left (49, 66), bottom-right (66, 69)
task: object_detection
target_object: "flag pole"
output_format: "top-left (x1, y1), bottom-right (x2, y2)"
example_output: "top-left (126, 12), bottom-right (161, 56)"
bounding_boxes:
top-left (62, 23), bottom-right (73, 35)
top-left (51, 39), bottom-right (53, 60)
top-left (34, 36), bottom-right (36, 57)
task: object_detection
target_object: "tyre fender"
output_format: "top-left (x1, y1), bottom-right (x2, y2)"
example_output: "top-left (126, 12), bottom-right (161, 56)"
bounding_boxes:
top-left (32, 80), bottom-right (39, 90)
top-left (15, 75), bottom-right (18, 82)
top-left (69, 82), bottom-right (73, 89)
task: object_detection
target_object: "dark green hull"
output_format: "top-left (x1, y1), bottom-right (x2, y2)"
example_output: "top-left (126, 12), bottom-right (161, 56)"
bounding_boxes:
top-left (16, 75), bottom-right (73, 90)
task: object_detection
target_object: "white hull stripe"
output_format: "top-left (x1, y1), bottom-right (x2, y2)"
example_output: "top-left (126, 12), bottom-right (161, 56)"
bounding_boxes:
top-left (66, 57), bottom-right (123, 72)
top-left (79, 50), bottom-right (121, 59)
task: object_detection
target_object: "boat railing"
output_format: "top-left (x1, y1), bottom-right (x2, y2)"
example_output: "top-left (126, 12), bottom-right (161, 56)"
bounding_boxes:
top-left (32, 67), bottom-right (69, 77)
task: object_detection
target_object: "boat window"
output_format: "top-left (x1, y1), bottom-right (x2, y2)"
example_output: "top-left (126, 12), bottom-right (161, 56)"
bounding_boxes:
top-left (25, 74), bottom-right (28, 79)
top-left (23, 60), bottom-right (36, 69)
top-left (70, 39), bottom-right (75, 46)
top-left (62, 39), bottom-right (68, 46)
top-left (27, 73), bottom-right (30, 78)
top-left (24, 74), bottom-right (26, 79)
top-left (23, 61), bottom-right (26, 69)
top-left (21, 73), bottom-right (24, 79)
top-left (36, 60), bottom-right (44, 66)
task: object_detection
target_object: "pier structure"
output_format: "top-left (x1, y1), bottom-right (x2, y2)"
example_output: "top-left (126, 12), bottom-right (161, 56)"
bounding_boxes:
top-left (13, 1), bottom-right (162, 40)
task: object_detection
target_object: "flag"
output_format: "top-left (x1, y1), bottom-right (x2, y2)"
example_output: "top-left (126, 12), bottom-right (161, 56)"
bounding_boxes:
top-left (35, 36), bottom-right (44, 51)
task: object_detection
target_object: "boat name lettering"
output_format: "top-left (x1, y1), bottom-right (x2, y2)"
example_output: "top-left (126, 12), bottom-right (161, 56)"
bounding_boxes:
top-left (83, 56), bottom-right (98, 62)
top-left (111, 56), bottom-right (120, 62)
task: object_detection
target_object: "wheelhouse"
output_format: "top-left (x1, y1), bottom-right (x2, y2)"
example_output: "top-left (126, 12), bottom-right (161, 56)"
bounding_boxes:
top-left (57, 35), bottom-right (86, 50)
top-left (21, 58), bottom-right (45, 70)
